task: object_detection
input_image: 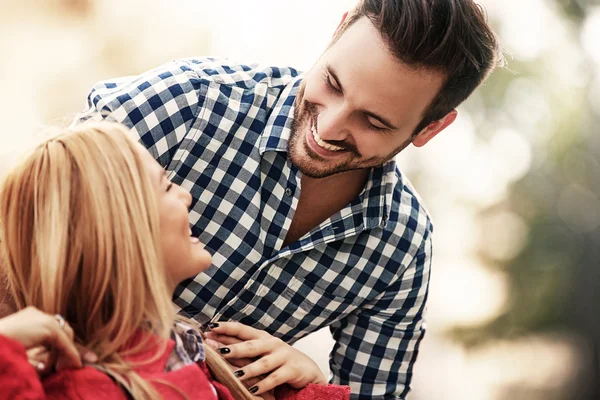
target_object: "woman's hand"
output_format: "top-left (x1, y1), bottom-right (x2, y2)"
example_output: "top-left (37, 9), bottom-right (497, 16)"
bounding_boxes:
top-left (0, 306), bottom-right (93, 372)
top-left (208, 322), bottom-right (327, 396)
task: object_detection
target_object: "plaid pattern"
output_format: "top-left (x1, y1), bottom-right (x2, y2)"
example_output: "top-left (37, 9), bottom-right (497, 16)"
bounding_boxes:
top-left (166, 320), bottom-right (218, 399)
top-left (75, 57), bottom-right (433, 400)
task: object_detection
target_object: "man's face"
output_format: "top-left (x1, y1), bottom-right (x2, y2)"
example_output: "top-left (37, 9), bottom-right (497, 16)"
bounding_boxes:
top-left (288, 17), bottom-right (446, 179)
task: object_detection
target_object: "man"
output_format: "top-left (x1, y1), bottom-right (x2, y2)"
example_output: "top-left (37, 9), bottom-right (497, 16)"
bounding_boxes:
top-left (75, 1), bottom-right (501, 397)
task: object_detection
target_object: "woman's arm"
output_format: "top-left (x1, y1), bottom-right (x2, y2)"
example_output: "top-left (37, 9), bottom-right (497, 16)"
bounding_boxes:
top-left (0, 333), bottom-right (46, 399)
top-left (0, 307), bottom-right (83, 372)
top-left (0, 307), bottom-right (84, 399)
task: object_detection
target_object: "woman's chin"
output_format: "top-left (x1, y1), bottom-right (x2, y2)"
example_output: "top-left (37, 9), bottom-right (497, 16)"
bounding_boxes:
top-left (166, 250), bottom-right (212, 290)
top-left (193, 247), bottom-right (213, 269)
top-left (186, 238), bottom-right (213, 270)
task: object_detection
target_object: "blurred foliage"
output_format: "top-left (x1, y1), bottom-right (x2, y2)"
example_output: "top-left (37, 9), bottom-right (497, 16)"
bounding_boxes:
top-left (558, 0), bottom-right (592, 21)
top-left (451, 1), bottom-right (599, 346)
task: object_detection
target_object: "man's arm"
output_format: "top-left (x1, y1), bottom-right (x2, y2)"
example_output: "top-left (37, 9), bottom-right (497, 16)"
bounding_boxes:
top-left (329, 234), bottom-right (432, 400)
top-left (73, 59), bottom-right (206, 167)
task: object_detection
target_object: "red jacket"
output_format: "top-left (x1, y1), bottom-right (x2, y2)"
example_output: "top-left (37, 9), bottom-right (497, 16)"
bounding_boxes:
top-left (0, 334), bottom-right (350, 400)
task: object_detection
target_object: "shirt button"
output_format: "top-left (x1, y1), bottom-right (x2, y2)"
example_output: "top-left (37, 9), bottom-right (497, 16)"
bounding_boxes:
top-left (285, 188), bottom-right (293, 197)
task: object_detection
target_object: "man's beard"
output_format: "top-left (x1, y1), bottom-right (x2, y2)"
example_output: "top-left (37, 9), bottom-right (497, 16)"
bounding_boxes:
top-left (287, 84), bottom-right (413, 179)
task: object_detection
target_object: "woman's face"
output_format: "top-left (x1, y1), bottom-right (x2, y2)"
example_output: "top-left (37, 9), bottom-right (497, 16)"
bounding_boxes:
top-left (134, 142), bottom-right (212, 290)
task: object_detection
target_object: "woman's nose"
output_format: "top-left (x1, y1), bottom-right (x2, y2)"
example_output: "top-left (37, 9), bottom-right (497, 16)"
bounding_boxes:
top-left (178, 186), bottom-right (192, 208)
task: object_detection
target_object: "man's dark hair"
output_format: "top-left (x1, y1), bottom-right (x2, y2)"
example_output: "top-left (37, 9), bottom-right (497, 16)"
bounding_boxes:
top-left (336, 0), bottom-right (503, 135)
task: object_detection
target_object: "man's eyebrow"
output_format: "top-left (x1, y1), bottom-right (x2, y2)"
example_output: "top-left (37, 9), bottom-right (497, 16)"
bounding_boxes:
top-left (327, 64), bottom-right (398, 131)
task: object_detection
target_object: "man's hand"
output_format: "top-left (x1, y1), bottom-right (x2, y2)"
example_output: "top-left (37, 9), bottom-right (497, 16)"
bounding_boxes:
top-left (208, 322), bottom-right (326, 396)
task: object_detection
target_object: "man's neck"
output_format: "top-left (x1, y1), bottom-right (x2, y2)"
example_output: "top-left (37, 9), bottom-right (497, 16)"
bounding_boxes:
top-left (300, 168), bottom-right (370, 201)
top-left (283, 168), bottom-right (370, 248)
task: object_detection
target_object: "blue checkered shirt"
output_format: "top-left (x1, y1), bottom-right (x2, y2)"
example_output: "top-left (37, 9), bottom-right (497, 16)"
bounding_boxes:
top-left (75, 57), bottom-right (433, 400)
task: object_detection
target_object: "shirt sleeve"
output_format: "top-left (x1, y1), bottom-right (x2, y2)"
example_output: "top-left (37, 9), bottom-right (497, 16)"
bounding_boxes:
top-left (72, 59), bottom-right (205, 168)
top-left (328, 233), bottom-right (432, 400)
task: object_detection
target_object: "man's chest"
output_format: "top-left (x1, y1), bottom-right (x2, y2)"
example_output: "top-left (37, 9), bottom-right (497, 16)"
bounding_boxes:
top-left (168, 123), bottom-right (400, 342)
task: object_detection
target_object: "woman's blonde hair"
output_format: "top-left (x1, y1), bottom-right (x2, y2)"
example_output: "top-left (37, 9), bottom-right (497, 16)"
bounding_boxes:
top-left (0, 122), bottom-right (253, 400)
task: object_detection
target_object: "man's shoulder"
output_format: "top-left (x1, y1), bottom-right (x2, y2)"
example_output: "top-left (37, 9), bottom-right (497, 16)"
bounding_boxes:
top-left (177, 56), bottom-right (301, 90)
top-left (387, 166), bottom-right (434, 241)
top-left (84, 56), bottom-right (302, 106)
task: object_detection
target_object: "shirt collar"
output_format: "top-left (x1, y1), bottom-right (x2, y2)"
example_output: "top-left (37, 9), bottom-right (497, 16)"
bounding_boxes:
top-left (359, 160), bottom-right (398, 230)
top-left (165, 319), bottom-right (206, 373)
top-left (259, 76), bottom-right (303, 155)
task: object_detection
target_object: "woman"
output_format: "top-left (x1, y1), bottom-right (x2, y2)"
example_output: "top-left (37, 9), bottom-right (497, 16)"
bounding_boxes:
top-left (0, 122), bottom-right (350, 400)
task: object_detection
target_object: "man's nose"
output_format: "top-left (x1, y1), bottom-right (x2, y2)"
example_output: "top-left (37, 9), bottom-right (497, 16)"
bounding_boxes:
top-left (316, 105), bottom-right (352, 142)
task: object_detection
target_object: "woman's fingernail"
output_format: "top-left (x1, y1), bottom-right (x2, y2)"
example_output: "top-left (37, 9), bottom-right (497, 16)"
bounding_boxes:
top-left (249, 386), bottom-right (258, 394)
top-left (219, 347), bottom-right (231, 355)
top-left (234, 370), bottom-right (244, 377)
top-left (207, 322), bottom-right (219, 329)
top-left (36, 362), bottom-right (45, 371)
top-left (84, 352), bottom-right (98, 363)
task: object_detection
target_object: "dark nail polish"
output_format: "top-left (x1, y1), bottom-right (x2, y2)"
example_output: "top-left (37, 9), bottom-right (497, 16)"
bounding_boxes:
top-left (219, 347), bottom-right (231, 354)
top-left (234, 370), bottom-right (244, 377)
top-left (207, 322), bottom-right (220, 329)
top-left (249, 386), bottom-right (258, 394)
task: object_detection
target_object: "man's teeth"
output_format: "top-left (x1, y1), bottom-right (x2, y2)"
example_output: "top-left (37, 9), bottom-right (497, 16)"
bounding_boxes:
top-left (311, 124), bottom-right (344, 152)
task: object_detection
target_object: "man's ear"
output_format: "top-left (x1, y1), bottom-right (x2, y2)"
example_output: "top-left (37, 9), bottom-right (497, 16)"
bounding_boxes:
top-left (333, 12), bottom-right (349, 37)
top-left (412, 109), bottom-right (458, 148)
